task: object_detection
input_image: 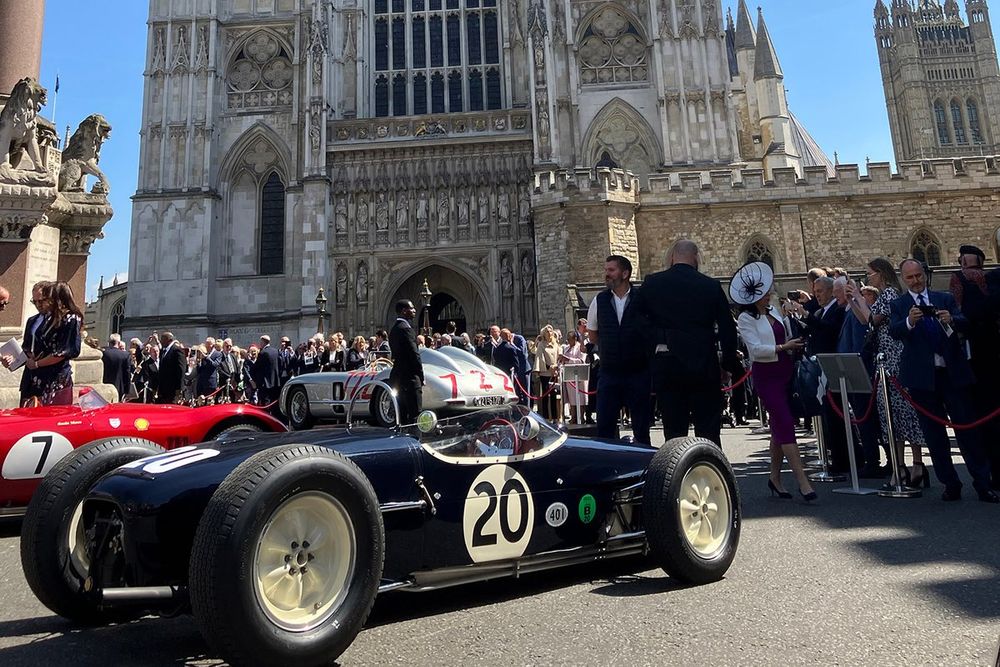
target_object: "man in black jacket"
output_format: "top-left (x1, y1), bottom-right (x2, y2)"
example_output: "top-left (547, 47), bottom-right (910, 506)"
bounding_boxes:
top-left (632, 240), bottom-right (739, 446)
top-left (587, 255), bottom-right (652, 444)
top-left (388, 300), bottom-right (424, 425)
top-left (101, 334), bottom-right (132, 401)
top-left (253, 335), bottom-right (282, 408)
top-left (156, 332), bottom-right (187, 404)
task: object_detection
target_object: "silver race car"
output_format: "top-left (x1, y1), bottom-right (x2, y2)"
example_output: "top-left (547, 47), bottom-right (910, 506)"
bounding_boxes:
top-left (279, 346), bottom-right (518, 429)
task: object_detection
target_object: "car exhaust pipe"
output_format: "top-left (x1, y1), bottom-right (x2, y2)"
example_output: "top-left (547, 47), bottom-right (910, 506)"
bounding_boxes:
top-left (99, 585), bottom-right (182, 604)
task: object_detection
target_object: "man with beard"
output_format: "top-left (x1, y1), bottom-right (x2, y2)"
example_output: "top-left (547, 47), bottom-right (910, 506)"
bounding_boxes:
top-left (388, 300), bottom-right (424, 425)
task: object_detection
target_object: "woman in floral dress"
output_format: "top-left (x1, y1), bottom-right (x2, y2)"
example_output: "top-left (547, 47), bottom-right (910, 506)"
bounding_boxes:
top-left (25, 282), bottom-right (83, 406)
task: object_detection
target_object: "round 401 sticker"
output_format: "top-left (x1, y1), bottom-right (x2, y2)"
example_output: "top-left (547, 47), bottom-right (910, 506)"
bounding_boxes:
top-left (463, 464), bottom-right (535, 563)
top-left (2, 431), bottom-right (74, 480)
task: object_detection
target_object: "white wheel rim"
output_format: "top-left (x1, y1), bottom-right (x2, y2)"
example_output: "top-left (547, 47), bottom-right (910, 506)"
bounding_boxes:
top-left (677, 462), bottom-right (732, 559)
top-left (378, 391), bottom-right (395, 426)
top-left (253, 491), bottom-right (356, 632)
top-left (67, 501), bottom-right (89, 577)
top-left (290, 390), bottom-right (309, 425)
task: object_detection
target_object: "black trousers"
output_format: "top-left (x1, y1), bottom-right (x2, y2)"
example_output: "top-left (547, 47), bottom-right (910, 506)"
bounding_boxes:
top-left (658, 386), bottom-right (723, 446)
top-left (396, 385), bottom-right (423, 426)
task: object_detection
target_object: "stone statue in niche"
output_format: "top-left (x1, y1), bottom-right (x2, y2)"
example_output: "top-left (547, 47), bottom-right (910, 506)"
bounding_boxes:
top-left (416, 190), bottom-right (429, 228)
top-left (458, 191), bottom-right (469, 227)
top-left (498, 190), bottom-right (510, 223)
top-left (334, 197), bottom-right (348, 233)
top-left (336, 263), bottom-right (348, 305)
top-left (356, 197), bottom-right (369, 231)
top-left (478, 191), bottom-right (491, 225)
top-left (437, 188), bottom-right (449, 225)
top-left (375, 192), bottom-right (389, 230)
top-left (519, 187), bottom-right (531, 222)
top-left (500, 253), bottom-right (514, 295)
top-left (521, 252), bottom-right (535, 292)
top-left (356, 262), bottom-right (369, 303)
top-left (395, 191), bottom-right (408, 229)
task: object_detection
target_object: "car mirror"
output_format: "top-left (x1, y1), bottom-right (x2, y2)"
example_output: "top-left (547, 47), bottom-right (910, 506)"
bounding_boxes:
top-left (416, 410), bottom-right (438, 433)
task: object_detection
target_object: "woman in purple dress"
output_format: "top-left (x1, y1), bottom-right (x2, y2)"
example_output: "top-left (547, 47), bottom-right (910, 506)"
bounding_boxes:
top-left (732, 263), bottom-right (816, 501)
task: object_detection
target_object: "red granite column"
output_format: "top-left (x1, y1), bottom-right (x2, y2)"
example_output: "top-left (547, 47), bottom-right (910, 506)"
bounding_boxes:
top-left (0, 0), bottom-right (45, 95)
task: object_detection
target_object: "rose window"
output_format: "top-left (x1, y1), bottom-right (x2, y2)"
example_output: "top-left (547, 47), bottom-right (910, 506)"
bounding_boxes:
top-left (227, 32), bottom-right (294, 109)
top-left (580, 7), bottom-right (648, 85)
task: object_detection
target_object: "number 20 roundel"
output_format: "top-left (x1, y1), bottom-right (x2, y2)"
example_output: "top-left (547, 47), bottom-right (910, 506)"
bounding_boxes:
top-left (462, 464), bottom-right (535, 563)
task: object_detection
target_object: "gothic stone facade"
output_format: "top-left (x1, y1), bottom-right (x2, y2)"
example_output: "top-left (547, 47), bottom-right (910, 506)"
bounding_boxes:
top-left (126, 0), bottom-right (1000, 343)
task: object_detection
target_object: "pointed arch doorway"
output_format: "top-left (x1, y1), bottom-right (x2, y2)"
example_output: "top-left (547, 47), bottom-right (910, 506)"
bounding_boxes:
top-left (386, 265), bottom-right (490, 335)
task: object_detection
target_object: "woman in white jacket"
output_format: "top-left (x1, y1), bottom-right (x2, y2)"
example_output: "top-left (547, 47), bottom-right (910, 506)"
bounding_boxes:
top-left (732, 263), bottom-right (816, 501)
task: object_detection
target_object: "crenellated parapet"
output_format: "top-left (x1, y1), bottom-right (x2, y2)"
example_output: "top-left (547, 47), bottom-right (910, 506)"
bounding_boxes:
top-left (532, 167), bottom-right (641, 207)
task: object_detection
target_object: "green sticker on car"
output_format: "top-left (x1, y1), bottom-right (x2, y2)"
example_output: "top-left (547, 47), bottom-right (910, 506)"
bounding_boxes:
top-left (578, 494), bottom-right (596, 524)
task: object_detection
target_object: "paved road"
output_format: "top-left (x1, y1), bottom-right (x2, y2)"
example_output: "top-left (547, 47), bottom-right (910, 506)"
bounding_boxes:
top-left (0, 426), bottom-right (998, 666)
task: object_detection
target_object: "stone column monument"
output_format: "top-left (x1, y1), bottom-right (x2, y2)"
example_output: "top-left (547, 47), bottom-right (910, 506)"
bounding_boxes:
top-left (0, 0), bottom-right (117, 406)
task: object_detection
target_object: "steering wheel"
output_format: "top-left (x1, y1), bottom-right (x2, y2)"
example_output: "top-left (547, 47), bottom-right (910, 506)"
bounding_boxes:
top-left (474, 418), bottom-right (522, 455)
top-left (368, 357), bottom-right (393, 372)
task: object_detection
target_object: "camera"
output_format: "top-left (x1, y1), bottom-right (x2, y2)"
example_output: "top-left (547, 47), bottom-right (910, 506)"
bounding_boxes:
top-left (786, 291), bottom-right (799, 301)
top-left (918, 304), bottom-right (938, 318)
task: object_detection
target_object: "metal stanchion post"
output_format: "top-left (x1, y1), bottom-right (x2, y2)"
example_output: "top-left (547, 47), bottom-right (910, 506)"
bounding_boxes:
top-left (750, 398), bottom-right (770, 435)
top-left (876, 356), bottom-right (921, 498)
top-left (832, 375), bottom-right (878, 495)
top-left (809, 413), bottom-right (847, 483)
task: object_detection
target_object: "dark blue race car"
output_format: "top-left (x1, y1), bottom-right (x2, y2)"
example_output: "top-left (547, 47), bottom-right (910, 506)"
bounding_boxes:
top-left (20, 399), bottom-right (741, 667)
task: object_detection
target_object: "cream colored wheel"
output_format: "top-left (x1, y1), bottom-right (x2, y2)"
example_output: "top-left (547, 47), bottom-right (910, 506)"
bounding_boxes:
top-left (66, 501), bottom-right (89, 577)
top-left (253, 491), bottom-right (356, 632)
top-left (678, 462), bottom-right (732, 559)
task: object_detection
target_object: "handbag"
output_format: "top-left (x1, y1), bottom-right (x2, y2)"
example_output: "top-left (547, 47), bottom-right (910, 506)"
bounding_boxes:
top-left (791, 355), bottom-right (824, 418)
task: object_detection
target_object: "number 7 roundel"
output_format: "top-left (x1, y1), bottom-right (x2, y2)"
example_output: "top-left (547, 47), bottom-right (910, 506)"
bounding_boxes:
top-left (462, 464), bottom-right (535, 563)
top-left (2, 431), bottom-right (74, 480)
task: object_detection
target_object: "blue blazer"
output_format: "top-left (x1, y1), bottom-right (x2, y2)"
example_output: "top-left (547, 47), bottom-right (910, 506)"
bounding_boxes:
top-left (888, 290), bottom-right (973, 391)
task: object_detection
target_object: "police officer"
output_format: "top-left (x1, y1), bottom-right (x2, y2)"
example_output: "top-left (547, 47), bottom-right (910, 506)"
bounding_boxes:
top-left (388, 300), bottom-right (424, 425)
top-left (587, 255), bottom-right (652, 445)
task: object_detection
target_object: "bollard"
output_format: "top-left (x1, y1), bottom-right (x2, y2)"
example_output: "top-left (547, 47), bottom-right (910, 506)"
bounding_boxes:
top-left (876, 356), bottom-right (921, 498)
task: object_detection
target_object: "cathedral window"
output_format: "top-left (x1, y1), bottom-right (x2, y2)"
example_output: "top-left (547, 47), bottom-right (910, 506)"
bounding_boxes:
top-left (934, 101), bottom-right (951, 145)
top-left (951, 99), bottom-right (968, 144)
top-left (226, 31), bottom-right (294, 110)
top-left (910, 229), bottom-right (942, 266)
top-left (109, 299), bottom-right (126, 337)
top-left (372, 0), bottom-right (504, 116)
top-left (744, 238), bottom-right (775, 270)
top-left (967, 99), bottom-right (984, 144)
top-left (579, 7), bottom-right (648, 85)
top-left (259, 172), bottom-right (286, 275)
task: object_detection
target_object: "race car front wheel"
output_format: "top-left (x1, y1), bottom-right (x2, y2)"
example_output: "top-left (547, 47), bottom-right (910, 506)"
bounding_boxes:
top-left (286, 386), bottom-right (315, 430)
top-left (369, 386), bottom-right (397, 429)
top-left (20, 437), bottom-right (163, 623)
top-left (189, 444), bottom-right (384, 667)
top-left (643, 436), bottom-right (741, 585)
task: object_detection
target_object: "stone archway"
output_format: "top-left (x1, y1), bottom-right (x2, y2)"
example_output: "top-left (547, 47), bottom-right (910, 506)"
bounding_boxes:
top-left (387, 265), bottom-right (490, 335)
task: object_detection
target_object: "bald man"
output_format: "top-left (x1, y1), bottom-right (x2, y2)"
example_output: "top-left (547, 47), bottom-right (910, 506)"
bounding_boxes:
top-left (632, 240), bottom-right (738, 446)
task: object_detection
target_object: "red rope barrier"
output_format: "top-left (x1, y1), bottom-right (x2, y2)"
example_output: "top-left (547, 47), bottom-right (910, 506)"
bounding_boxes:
top-left (721, 368), bottom-right (753, 393)
top-left (564, 380), bottom-right (598, 396)
top-left (888, 376), bottom-right (1000, 431)
top-left (512, 374), bottom-right (559, 401)
top-left (825, 375), bottom-right (880, 425)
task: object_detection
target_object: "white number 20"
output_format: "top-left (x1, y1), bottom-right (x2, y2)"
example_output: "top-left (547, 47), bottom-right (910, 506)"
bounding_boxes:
top-left (123, 446), bottom-right (221, 474)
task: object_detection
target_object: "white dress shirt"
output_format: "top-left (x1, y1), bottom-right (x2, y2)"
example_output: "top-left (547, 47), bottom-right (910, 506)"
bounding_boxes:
top-left (586, 287), bottom-right (630, 330)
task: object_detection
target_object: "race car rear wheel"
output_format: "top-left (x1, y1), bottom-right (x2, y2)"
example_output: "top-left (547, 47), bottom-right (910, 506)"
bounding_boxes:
top-left (20, 437), bottom-right (164, 623)
top-left (369, 386), bottom-right (397, 429)
top-left (643, 436), bottom-right (741, 585)
top-left (189, 444), bottom-right (384, 667)
top-left (286, 386), bottom-right (315, 430)
top-left (211, 421), bottom-right (264, 443)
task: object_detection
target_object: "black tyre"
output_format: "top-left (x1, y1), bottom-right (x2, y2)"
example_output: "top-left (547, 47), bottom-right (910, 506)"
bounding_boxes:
top-left (368, 386), bottom-right (396, 429)
top-left (20, 437), bottom-right (164, 622)
top-left (211, 421), bottom-right (264, 442)
top-left (188, 444), bottom-right (384, 667)
top-left (643, 436), bottom-right (741, 585)
top-left (286, 386), bottom-right (315, 430)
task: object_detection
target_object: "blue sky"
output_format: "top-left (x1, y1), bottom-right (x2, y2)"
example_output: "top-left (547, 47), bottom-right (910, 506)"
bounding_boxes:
top-left (37, 0), bottom-right (999, 300)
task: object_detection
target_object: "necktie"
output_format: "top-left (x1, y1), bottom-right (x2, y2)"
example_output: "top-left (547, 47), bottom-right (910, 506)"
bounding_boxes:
top-left (918, 294), bottom-right (944, 353)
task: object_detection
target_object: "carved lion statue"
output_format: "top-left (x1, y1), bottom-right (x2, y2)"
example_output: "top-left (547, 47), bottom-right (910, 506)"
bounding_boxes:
top-left (59, 114), bottom-right (112, 194)
top-left (0, 77), bottom-right (48, 172)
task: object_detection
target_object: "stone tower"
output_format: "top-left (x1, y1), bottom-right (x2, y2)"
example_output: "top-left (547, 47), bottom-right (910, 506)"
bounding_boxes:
top-left (876, 0), bottom-right (1000, 162)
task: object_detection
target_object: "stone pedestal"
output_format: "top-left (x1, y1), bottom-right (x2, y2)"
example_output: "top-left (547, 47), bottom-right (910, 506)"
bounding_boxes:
top-left (0, 184), bottom-right (58, 337)
top-left (0, 343), bottom-right (118, 407)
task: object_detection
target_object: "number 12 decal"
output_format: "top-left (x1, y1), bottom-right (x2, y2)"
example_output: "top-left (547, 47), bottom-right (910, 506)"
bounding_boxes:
top-left (463, 465), bottom-right (534, 563)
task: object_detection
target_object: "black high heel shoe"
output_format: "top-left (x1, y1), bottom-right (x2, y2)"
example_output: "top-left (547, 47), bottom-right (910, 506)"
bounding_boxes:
top-left (908, 463), bottom-right (931, 489)
top-left (768, 480), bottom-right (792, 499)
top-left (798, 486), bottom-right (818, 502)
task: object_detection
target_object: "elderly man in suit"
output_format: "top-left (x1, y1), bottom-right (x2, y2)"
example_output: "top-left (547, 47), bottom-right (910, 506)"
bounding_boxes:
top-left (156, 332), bottom-right (187, 404)
top-left (388, 300), bottom-right (424, 425)
top-left (631, 240), bottom-right (738, 446)
top-left (889, 259), bottom-right (998, 503)
top-left (253, 335), bottom-right (282, 409)
top-left (101, 334), bottom-right (133, 401)
top-left (492, 328), bottom-right (528, 401)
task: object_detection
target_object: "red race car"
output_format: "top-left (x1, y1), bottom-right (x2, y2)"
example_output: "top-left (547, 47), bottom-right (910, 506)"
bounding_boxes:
top-left (0, 389), bottom-right (286, 517)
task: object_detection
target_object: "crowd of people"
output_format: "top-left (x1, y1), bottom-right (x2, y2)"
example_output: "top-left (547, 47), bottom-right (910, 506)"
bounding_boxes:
top-left (3, 238), bottom-right (1000, 504)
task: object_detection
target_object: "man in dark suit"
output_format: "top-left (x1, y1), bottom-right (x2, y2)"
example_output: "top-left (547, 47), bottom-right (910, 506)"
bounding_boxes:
top-left (138, 344), bottom-right (159, 403)
top-left (253, 335), bottom-right (282, 408)
top-left (890, 258), bottom-right (998, 502)
top-left (389, 300), bottom-right (424, 425)
top-left (217, 338), bottom-right (240, 402)
top-left (492, 328), bottom-right (528, 401)
top-left (101, 334), bottom-right (133, 401)
top-left (632, 240), bottom-right (738, 446)
top-left (156, 332), bottom-right (187, 404)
